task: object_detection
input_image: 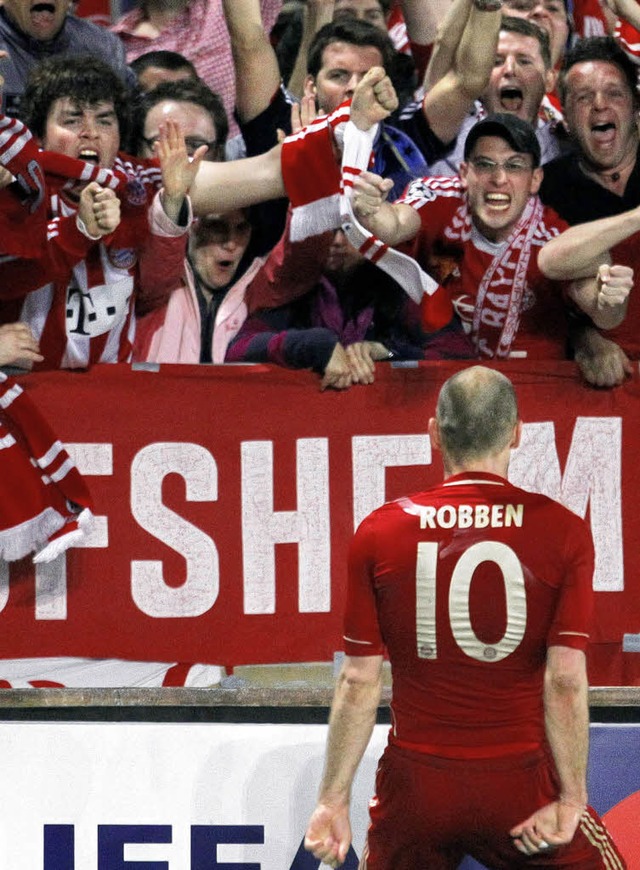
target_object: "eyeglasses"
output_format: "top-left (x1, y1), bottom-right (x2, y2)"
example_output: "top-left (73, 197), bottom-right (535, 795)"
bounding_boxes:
top-left (143, 135), bottom-right (218, 156)
top-left (469, 156), bottom-right (534, 175)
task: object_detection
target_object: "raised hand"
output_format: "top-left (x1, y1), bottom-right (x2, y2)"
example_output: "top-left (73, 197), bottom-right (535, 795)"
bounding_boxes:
top-left (350, 66), bottom-right (399, 131)
top-left (156, 118), bottom-right (207, 223)
top-left (596, 263), bottom-right (633, 311)
top-left (78, 182), bottom-right (121, 238)
top-left (277, 95), bottom-right (318, 144)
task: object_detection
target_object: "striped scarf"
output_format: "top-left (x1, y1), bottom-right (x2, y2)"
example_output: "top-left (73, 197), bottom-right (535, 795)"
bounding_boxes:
top-left (281, 105), bottom-right (453, 333)
top-left (0, 114), bottom-right (152, 258)
top-left (0, 372), bottom-right (93, 563)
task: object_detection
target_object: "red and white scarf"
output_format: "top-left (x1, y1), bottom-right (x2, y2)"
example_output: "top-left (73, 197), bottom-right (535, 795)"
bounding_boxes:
top-left (0, 115), bottom-right (124, 259)
top-left (281, 104), bottom-right (348, 243)
top-left (0, 114), bottom-right (158, 259)
top-left (339, 121), bottom-right (453, 331)
top-left (471, 196), bottom-right (545, 358)
top-left (281, 106), bottom-right (453, 332)
top-left (0, 372), bottom-right (93, 563)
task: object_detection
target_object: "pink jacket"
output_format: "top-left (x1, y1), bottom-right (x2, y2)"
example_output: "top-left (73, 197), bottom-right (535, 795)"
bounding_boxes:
top-left (134, 210), bottom-right (333, 364)
top-left (133, 256), bottom-right (266, 364)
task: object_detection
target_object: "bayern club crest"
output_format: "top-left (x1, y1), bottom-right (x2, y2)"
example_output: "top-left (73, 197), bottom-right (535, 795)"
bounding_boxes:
top-left (108, 247), bottom-right (137, 271)
top-left (124, 177), bottom-right (147, 207)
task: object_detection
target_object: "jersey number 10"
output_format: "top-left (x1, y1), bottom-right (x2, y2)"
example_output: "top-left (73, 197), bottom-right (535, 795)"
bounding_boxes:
top-left (416, 540), bottom-right (527, 663)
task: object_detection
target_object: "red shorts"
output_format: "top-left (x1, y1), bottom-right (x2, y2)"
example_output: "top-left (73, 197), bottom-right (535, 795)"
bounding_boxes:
top-left (359, 744), bottom-right (626, 870)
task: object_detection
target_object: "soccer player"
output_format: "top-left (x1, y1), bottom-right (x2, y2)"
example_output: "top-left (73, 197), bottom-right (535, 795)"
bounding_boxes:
top-left (304, 365), bottom-right (626, 868)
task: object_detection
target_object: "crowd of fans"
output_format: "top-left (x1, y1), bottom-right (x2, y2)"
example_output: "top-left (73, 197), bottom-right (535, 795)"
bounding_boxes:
top-left (1, 0), bottom-right (640, 389)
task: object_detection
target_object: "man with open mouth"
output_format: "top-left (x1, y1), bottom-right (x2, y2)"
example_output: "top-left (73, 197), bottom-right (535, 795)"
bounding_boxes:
top-left (0, 0), bottom-right (130, 118)
top-left (349, 112), bottom-right (632, 362)
top-left (0, 54), bottom-right (197, 370)
top-left (430, 16), bottom-right (565, 176)
top-left (538, 35), bottom-right (640, 389)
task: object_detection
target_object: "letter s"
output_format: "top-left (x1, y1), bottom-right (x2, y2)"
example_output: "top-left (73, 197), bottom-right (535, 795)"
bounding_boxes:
top-left (131, 443), bottom-right (219, 618)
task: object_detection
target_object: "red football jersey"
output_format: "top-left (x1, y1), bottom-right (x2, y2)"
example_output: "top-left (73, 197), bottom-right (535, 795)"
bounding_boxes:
top-left (344, 472), bottom-right (594, 757)
top-left (397, 176), bottom-right (571, 360)
top-left (0, 154), bottom-right (187, 370)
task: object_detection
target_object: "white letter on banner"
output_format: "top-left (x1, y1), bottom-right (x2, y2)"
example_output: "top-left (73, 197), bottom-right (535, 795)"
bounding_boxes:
top-left (241, 439), bottom-right (330, 614)
top-left (0, 561), bottom-right (7, 613)
top-left (131, 443), bottom-right (219, 617)
top-left (509, 419), bottom-right (622, 591)
top-left (35, 443), bottom-right (113, 621)
top-left (352, 435), bottom-right (432, 530)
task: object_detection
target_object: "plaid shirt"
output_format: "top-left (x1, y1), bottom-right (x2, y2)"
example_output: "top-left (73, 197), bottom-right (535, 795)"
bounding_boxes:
top-left (111, 0), bottom-right (282, 140)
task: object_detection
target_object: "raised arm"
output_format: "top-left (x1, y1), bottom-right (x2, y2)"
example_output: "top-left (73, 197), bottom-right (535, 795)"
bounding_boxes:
top-left (538, 206), bottom-right (640, 280)
top-left (606, 0), bottom-right (640, 30)
top-left (222, 0), bottom-right (283, 123)
top-left (351, 169), bottom-right (421, 244)
top-left (423, 0), bottom-right (478, 89)
top-left (422, 0), bottom-right (502, 143)
top-left (189, 144), bottom-right (285, 216)
top-left (400, 0), bottom-right (454, 72)
top-left (567, 263), bottom-right (632, 331)
top-left (304, 654), bottom-right (383, 866)
top-left (288, 0), bottom-right (335, 99)
top-left (510, 645), bottom-right (589, 855)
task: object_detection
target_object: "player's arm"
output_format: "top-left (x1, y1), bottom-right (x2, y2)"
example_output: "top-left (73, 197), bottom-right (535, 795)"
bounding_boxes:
top-left (567, 263), bottom-right (632, 331)
top-left (544, 645), bottom-right (589, 809)
top-left (510, 645), bottom-right (589, 856)
top-left (351, 169), bottom-right (421, 244)
top-left (538, 206), bottom-right (640, 280)
top-left (304, 653), bottom-right (383, 867)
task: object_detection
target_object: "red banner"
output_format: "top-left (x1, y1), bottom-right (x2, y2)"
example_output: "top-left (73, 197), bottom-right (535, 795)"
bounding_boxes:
top-left (3, 361), bottom-right (640, 685)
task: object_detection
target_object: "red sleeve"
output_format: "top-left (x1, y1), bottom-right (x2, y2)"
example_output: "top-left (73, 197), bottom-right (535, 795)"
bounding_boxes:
top-left (0, 215), bottom-right (94, 300)
top-left (343, 514), bottom-right (386, 657)
top-left (245, 210), bottom-right (334, 313)
top-left (547, 514), bottom-right (595, 652)
top-left (135, 193), bottom-right (189, 317)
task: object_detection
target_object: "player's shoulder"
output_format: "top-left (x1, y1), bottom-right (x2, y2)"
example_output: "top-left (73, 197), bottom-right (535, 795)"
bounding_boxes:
top-left (507, 480), bottom-right (592, 538)
top-left (359, 484), bottom-right (445, 530)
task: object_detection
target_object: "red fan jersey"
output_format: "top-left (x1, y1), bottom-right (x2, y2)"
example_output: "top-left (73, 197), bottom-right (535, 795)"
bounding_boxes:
top-left (397, 176), bottom-right (571, 359)
top-left (0, 154), bottom-right (187, 369)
